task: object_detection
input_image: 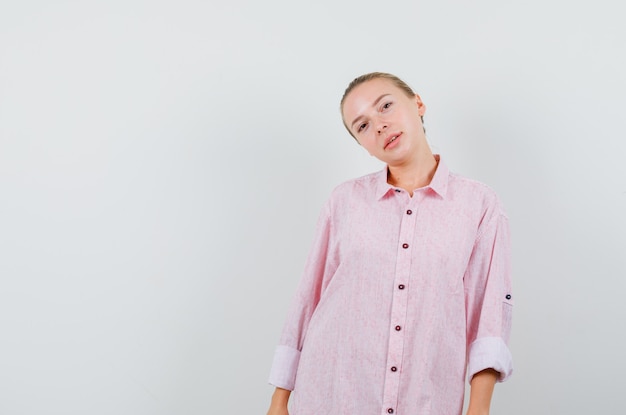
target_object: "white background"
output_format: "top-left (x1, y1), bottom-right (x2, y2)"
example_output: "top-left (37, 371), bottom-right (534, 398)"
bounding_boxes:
top-left (1, 0), bottom-right (625, 413)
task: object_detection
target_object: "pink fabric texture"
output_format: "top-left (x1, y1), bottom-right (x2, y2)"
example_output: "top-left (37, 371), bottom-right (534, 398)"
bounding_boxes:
top-left (269, 157), bottom-right (513, 415)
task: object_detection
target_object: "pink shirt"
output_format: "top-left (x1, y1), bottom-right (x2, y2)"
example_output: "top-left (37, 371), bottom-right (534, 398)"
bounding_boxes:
top-left (269, 157), bottom-right (513, 415)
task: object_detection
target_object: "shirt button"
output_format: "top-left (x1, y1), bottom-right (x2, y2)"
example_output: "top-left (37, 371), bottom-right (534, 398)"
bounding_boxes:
top-left (387, 409), bottom-right (394, 414)
top-left (391, 366), bottom-right (397, 372)
top-left (398, 284), bottom-right (405, 290)
top-left (402, 243), bottom-right (409, 249)
top-left (506, 294), bottom-right (512, 300)
top-left (395, 325), bottom-right (401, 331)
top-left (406, 209), bottom-right (412, 215)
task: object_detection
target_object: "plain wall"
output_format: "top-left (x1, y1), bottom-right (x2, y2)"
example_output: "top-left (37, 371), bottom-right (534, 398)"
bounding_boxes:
top-left (1, 0), bottom-right (624, 413)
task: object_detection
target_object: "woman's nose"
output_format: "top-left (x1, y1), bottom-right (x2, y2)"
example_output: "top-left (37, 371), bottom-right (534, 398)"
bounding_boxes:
top-left (376, 120), bottom-right (388, 134)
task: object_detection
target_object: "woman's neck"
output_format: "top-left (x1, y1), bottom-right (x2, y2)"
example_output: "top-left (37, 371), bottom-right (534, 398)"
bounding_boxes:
top-left (387, 153), bottom-right (439, 197)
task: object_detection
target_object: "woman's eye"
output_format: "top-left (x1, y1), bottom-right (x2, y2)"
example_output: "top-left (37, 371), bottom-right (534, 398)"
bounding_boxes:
top-left (358, 123), bottom-right (368, 132)
top-left (382, 102), bottom-right (392, 110)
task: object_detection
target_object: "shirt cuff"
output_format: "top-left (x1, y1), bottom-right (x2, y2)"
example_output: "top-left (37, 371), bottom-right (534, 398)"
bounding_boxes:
top-left (467, 337), bottom-right (513, 383)
top-left (268, 345), bottom-right (301, 390)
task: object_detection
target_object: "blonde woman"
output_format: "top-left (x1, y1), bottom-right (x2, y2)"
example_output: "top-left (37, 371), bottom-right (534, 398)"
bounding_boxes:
top-left (267, 73), bottom-right (513, 415)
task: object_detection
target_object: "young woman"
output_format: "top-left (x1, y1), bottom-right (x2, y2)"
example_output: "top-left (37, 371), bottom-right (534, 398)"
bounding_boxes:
top-left (267, 72), bottom-right (513, 415)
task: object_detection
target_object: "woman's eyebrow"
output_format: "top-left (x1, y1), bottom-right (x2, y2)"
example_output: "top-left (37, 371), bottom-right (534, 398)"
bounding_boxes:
top-left (350, 94), bottom-right (391, 130)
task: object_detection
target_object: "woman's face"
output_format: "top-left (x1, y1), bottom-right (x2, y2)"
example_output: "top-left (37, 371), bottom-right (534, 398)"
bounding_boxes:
top-left (341, 78), bottom-right (427, 166)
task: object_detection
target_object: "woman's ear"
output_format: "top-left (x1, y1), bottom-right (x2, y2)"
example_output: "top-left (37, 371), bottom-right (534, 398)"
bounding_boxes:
top-left (415, 94), bottom-right (426, 116)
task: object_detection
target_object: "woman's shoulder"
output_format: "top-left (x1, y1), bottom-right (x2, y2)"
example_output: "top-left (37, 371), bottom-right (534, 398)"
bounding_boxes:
top-left (447, 171), bottom-right (506, 217)
top-left (336, 170), bottom-right (382, 190)
top-left (449, 171), bottom-right (498, 196)
top-left (325, 169), bottom-right (385, 206)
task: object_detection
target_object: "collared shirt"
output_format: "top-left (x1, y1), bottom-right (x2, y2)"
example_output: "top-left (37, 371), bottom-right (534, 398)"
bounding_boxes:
top-left (269, 156), bottom-right (513, 415)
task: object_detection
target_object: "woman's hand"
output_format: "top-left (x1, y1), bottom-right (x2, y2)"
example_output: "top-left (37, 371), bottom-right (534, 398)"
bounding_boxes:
top-left (266, 387), bottom-right (291, 415)
top-left (266, 405), bottom-right (289, 415)
top-left (466, 368), bottom-right (498, 415)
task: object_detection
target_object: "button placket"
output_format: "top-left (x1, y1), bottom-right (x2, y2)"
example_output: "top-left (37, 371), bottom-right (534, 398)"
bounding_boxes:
top-left (382, 200), bottom-right (418, 415)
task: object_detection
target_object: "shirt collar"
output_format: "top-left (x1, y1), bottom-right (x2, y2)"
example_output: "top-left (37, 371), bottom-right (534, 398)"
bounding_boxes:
top-left (375, 154), bottom-right (449, 200)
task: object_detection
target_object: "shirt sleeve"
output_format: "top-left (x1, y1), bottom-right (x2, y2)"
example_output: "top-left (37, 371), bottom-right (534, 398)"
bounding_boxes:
top-left (464, 199), bottom-right (514, 383)
top-left (268, 200), bottom-right (338, 390)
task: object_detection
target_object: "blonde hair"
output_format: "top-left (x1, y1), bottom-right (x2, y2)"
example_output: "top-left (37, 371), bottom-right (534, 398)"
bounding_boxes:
top-left (340, 72), bottom-right (421, 140)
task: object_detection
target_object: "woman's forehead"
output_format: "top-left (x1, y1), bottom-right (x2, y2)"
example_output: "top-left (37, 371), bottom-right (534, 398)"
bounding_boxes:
top-left (343, 78), bottom-right (402, 114)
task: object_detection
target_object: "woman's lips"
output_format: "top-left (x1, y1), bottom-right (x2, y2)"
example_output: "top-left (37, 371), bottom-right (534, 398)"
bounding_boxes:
top-left (384, 132), bottom-right (402, 149)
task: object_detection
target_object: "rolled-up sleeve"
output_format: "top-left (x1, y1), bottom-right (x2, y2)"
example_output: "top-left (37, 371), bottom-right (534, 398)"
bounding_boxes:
top-left (268, 201), bottom-right (338, 390)
top-left (268, 345), bottom-right (301, 390)
top-left (464, 205), bottom-right (514, 383)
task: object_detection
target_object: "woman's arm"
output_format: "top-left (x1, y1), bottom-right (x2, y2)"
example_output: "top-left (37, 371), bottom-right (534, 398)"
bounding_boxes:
top-left (466, 368), bottom-right (498, 415)
top-left (266, 387), bottom-right (291, 415)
